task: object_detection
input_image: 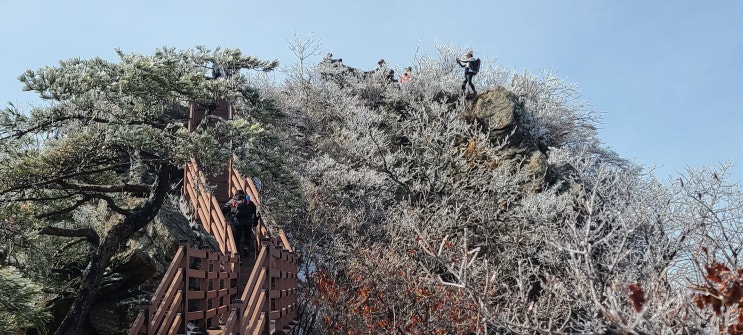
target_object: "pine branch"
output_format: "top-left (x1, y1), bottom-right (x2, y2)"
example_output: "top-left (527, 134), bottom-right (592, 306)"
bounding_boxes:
top-left (0, 162), bottom-right (131, 195)
top-left (34, 192), bottom-right (132, 219)
top-left (35, 194), bottom-right (94, 219)
top-left (55, 180), bottom-right (151, 195)
top-left (40, 226), bottom-right (99, 246)
top-left (1, 112), bottom-right (174, 141)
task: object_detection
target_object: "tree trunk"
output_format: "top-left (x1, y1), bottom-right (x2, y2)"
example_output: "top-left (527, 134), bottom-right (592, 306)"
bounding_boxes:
top-left (53, 164), bottom-right (174, 335)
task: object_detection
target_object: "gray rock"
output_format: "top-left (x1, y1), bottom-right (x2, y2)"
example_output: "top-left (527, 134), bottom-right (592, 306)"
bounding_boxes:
top-left (463, 86), bottom-right (549, 193)
top-left (86, 196), bottom-right (218, 335)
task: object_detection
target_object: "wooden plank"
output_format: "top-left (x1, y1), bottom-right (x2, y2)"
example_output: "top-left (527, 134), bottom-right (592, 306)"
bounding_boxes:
top-left (127, 312), bottom-right (145, 335)
top-left (157, 291), bottom-right (182, 335)
top-left (222, 308), bottom-right (239, 335)
top-left (150, 269), bottom-right (183, 331)
top-left (206, 328), bottom-right (223, 335)
top-left (186, 290), bottom-right (205, 300)
top-left (278, 230), bottom-right (293, 253)
top-left (187, 268), bottom-right (206, 279)
top-left (164, 312), bottom-right (182, 335)
top-left (186, 311), bottom-right (203, 322)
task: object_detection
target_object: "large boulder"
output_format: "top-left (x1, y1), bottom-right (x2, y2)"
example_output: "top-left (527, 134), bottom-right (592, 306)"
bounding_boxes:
top-left (84, 196), bottom-right (219, 335)
top-left (464, 86), bottom-right (549, 192)
top-left (465, 86), bottom-right (529, 147)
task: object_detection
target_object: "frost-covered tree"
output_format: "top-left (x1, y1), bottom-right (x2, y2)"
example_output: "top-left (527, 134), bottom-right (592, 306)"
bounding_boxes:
top-left (263, 43), bottom-right (735, 334)
top-left (0, 46), bottom-right (277, 335)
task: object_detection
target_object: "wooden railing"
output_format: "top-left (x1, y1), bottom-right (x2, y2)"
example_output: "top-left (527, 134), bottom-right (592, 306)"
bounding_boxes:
top-left (221, 237), bottom-right (298, 334)
top-left (225, 159), bottom-right (299, 334)
top-left (223, 245), bottom-right (268, 335)
top-left (184, 159), bottom-right (237, 256)
top-left (128, 159), bottom-right (298, 335)
top-left (128, 242), bottom-right (239, 335)
top-left (265, 234), bottom-right (299, 333)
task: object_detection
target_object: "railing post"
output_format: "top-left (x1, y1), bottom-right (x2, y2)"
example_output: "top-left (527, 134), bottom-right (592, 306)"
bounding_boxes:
top-left (180, 240), bottom-right (189, 335)
top-left (230, 299), bottom-right (242, 335)
top-left (140, 302), bottom-right (151, 335)
top-left (264, 310), bottom-right (271, 335)
top-left (224, 208), bottom-right (230, 252)
top-left (201, 245), bottom-right (213, 329)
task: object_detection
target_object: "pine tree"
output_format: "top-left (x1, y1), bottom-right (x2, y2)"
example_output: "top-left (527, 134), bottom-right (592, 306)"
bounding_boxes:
top-left (0, 46), bottom-right (277, 335)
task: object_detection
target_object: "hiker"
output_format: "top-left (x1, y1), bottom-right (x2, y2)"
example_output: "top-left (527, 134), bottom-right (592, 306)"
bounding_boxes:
top-left (386, 69), bottom-right (397, 83)
top-left (374, 59), bottom-right (397, 83)
top-left (323, 52), bottom-right (342, 64)
top-left (400, 67), bottom-right (412, 83)
top-left (377, 59), bottom-right (387, 70)
top-left (456, 51), bottom-right (480, 95)
top-left (222, 190), bottom-right (257, 256)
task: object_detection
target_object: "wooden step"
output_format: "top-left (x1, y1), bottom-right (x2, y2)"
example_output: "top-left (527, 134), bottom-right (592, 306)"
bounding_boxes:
top-left (206, 328), bottom-right (223, 335)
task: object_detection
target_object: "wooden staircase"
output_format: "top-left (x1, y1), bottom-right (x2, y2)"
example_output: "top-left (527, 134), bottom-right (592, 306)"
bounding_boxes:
top-left (128, 102), bottom-right (298, 335)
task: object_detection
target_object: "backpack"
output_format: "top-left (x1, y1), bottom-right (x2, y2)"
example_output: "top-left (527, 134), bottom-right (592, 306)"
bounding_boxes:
top-left (230, 199), bottom-right (257, 225)
top-left (231, 200), bottom-right (247, 217)
top-left (471, 58), bottom-right (481, 74)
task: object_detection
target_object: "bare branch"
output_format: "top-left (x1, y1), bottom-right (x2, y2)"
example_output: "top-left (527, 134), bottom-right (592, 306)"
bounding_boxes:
top-left (55, 180), bottom-right (150, 194)
top-left (35, 194), bottom-right (94, 219)
top-left (39, 226), bottom-right (99, 246)
top-left (0, 162), bottom-right (131, 195)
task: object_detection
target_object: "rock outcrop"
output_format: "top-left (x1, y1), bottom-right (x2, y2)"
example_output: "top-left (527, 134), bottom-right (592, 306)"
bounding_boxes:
top-left (72, 196), bottom-right (218, 335)
top-left (463, 86), bottom-right (549, 193)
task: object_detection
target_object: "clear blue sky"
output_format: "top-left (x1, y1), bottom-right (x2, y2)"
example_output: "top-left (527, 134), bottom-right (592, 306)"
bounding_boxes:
top-left (2, 0), bottom-right (741, 184)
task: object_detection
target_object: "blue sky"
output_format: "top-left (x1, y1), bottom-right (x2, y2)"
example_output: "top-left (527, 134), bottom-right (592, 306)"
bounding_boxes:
top-left (2, 0), bottom-right (741, 184)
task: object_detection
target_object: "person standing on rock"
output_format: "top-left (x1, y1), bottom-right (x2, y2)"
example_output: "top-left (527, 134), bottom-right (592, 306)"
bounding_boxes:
top-left (456, 51), bottom-right (481, 96)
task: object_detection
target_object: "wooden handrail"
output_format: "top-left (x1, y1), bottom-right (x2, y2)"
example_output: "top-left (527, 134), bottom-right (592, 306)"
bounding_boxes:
top-left (130, 155), bottom-right (297, 335)
top-left (159, 290), bottom-right (183, 334)
top-left (147, 246), bottom-right (186, 333)
top-left (222, 307), bottom-right (239, 335)
top-left (242, 275), bottom-right (268, 333)
top-left (229, 163), bottom-right (299, 335)
top-left (167, 313), bottom-right (182, 335)
top-left (184, 159), bottom-right (237, 255)
top-left (128, 242), bottom-right (238, 335)
top-left (152, 270), bottom-right (183, 333)
top-left (236, 244), bottom-right (268, 333)
top-left (127, 311), bottom-right (145, 335)
top-left (278, 230), bottom-right (293, 253)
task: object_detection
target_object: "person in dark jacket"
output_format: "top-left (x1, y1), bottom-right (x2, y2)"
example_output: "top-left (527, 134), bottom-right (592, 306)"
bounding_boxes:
top-left (373, 59), bottom-right (397, 83)
top-left (222, 190), bottom-right (257, 256)
top-left (456, 51), bottom-right (478, 95)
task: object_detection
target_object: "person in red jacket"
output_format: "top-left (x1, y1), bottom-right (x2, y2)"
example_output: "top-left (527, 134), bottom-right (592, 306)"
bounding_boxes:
top-left (400, 67), bottom-right (412, 84)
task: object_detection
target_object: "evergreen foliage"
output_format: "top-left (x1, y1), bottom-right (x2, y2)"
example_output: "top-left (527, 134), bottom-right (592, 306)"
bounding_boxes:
top-left (0, 46), bottom-right (281, 334)
top-left (1, 41), bottom-right (742, 334)
top-left (0, 267), bottom-right (51, 335)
